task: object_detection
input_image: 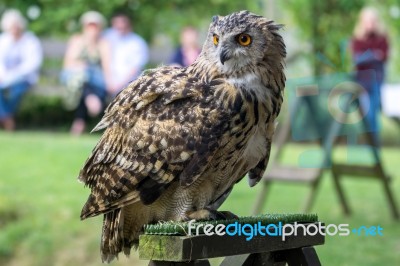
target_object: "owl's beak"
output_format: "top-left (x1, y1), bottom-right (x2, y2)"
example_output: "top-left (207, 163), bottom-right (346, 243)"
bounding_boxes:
top-left (219, 48), bottom-right (231, 65)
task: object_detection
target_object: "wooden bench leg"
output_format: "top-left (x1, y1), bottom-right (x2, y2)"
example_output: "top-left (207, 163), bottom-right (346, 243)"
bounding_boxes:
top-left (381, 179), bottom-right (400, 220)
top-left (284, 247), bottom-right (321, 266)
top-left (377, 168), bottom-right (400, 220)
top-left (303, 177), bottom-right (322, 213)
top-left (220, 252), bottom-right (283, 266)
top-left (252, 181), bottom-right (271, 215)
top-left (149, 260), bottom-right (211, 266)
top-left (220, 247), bottom-right (321, 266)
top-left (242, 252), bottom-right (283, 266)
top-left (220, 254), bottom-right (253, 266)
top-left (331, 170), bottom-right (351, 216)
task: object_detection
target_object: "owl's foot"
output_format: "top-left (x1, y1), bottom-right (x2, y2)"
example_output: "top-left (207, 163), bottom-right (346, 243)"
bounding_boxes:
top-left (184, 208), bottom-right (238, 221)
top-left (213, 210), bottom-right (239, 220)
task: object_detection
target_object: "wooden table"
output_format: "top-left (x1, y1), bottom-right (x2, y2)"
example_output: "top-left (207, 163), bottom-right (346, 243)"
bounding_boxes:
top-left (139, 222), bottom-right (325, 266)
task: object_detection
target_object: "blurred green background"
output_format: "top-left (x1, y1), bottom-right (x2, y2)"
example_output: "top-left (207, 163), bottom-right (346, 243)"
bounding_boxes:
top-left (0, 0), bottom-right (400, 266)
top-left (1, 133), bottom-right (399, 266)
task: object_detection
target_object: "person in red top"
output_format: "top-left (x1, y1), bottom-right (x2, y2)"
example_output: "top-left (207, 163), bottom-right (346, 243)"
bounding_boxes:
top-left (351, 7), bottom-right (389, 146)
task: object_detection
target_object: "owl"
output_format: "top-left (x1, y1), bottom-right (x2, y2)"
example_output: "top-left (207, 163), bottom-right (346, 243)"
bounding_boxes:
top-left (79, 10), bottom-right (286, 262)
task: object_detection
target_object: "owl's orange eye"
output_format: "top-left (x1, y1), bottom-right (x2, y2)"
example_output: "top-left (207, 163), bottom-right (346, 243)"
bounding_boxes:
top-left (237, 33), bottom-right (252, 46)
top-left (213, 34), bottom-right (219, 46)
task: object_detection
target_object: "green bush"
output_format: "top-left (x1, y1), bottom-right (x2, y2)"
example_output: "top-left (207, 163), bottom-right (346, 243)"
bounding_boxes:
top-left (16, 94), bottom-right (74, 130)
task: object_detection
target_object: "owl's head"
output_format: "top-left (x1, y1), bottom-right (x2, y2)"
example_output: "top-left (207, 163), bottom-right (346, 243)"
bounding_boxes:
top-left (201, 10), bottom-right (286, 76)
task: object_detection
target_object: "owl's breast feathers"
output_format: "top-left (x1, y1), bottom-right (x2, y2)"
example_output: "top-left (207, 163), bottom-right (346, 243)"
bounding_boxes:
top-left (79, 66), bottom-right (279, 220)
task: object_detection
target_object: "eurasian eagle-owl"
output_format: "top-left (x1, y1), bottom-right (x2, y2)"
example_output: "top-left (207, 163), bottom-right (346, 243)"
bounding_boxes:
top-left (79, 10), bottom-right (286, 262)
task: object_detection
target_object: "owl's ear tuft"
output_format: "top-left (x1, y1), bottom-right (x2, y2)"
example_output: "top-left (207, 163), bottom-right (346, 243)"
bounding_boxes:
top-left (212, 15), bottom-right (220, 23)
top-left (267, 22), bottom-right (285, 32)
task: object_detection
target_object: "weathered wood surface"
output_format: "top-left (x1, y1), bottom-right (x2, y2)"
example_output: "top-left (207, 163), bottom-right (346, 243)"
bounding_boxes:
top-left (139, 222), bottom-right (325, 262)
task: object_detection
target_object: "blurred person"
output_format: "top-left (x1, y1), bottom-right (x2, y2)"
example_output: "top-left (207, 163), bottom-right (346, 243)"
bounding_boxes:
top-left (351, 6), bottom-right (389, 146)
top-left (170, 26), bottom-right (201, 67)
top-left (0, 9), bottom-right (42, 131)
top-left (61, 11), bottom-right (108, 135)
top-left (103, 11), bottom-right (149, 96)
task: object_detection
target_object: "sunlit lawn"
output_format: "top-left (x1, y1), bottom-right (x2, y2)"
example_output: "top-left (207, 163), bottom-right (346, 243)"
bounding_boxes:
top-left (0, 131), bottom-right (399, 266)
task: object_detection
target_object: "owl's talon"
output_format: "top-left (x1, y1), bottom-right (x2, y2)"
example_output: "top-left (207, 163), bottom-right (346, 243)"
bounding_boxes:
top-left (206, 209), bottom-right (238, 220)
top-left (183, 209), bottom-right (213, 221)
top-left (215, 210), bottom-right (239, 220)
top-left (183, 209), bottom-right (238, 221)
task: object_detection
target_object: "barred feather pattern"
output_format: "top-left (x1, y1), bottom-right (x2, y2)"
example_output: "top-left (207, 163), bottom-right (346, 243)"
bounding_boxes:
top-left (78, 10), bottom-right (286, 262)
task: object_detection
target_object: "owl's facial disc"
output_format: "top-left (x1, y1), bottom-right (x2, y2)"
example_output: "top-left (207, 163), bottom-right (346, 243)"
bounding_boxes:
top-left (217, 39), bottom-right (253, 72)
top-left (214, 30), bottom-right (255, 70)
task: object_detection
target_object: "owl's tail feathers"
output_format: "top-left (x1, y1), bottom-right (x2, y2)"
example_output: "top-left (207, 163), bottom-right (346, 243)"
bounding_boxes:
top-left (100, 207), bottom-right (141, 262)
top-left (101, 209), bottom-right (124, 263)
top-left (80, 194), bottom-right (107, 220)
top-left (80, 191), bottom-right (141, 220)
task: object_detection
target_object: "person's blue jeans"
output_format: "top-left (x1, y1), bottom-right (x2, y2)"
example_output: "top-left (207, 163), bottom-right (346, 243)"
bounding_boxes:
top-left (61, 65), bottom-right (107, 121)
top-left (0, 80), bottom-right (30, 119)
top-left (60, 65), bottom-right (106, 99)
top-left (358, 79), bottom-right (381, 146)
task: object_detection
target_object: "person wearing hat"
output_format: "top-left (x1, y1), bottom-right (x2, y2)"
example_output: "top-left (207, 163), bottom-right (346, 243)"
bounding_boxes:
top-left (61, 10), bottom-right (108, 135)
top-left (0, 9), bottom-right (43, 131)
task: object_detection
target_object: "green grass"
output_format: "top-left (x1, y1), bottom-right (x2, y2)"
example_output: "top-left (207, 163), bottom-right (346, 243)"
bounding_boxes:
top-left (0, 132), bottom-right (142, 266)
top-left (0, 131), bottom-right (399, 266)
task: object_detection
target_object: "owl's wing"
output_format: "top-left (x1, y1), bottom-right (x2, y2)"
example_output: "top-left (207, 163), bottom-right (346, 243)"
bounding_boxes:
top-left (247, 121), bottom-right (276, 187)
top-left (79, 67), bottom-right (238, 219)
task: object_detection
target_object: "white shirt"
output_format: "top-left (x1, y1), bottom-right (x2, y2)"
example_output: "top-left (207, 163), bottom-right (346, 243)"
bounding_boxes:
top-left (0, 31), bottom-right (43, 88)
top-left (104, 30), bottom-right (149, 87)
